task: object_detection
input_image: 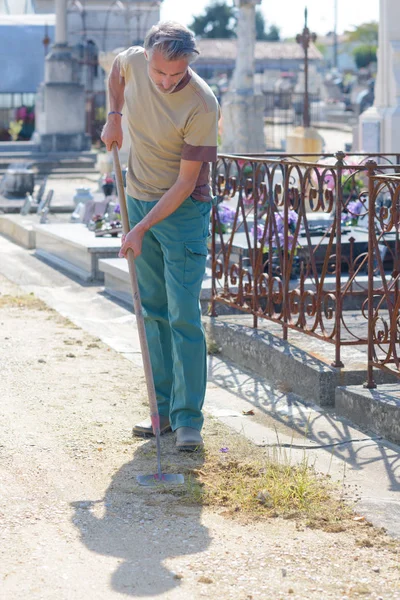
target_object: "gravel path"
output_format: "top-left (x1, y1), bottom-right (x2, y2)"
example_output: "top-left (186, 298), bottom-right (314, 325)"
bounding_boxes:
top-left (1, 275), bottom-right (399, 600)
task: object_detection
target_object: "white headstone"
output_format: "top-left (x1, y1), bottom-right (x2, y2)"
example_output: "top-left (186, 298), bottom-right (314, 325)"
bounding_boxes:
top-left (359, 0), bottom-right (400, 154)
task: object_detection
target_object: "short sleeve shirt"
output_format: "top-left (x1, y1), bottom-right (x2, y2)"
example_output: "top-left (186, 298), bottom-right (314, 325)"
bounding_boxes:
top-left (118, 47), bottom-right (219, 202)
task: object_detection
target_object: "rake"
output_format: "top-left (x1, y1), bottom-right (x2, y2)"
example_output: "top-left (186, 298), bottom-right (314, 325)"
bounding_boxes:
top-left (112, 143), bottom-right (184, 487)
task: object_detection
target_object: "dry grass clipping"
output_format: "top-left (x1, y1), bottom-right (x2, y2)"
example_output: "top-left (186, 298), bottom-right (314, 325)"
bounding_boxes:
top-left (161, 423), bottom-right (367, 535)
top-left (0, 293), bottom-right (48, 310)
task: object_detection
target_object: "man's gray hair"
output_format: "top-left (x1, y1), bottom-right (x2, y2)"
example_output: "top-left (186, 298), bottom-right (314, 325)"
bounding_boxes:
top-left (144, 21), bottom-right (199, 63)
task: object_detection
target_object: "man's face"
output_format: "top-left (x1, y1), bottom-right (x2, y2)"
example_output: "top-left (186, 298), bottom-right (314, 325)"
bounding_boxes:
top-left (146, 49), bottom-right (189, 94)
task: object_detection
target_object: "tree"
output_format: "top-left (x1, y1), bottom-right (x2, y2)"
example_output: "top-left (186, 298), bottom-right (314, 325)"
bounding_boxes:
top-left (189, 1), bottom-right (236, 39)
top-left (346, 21), bottom-right (378, 70)
top-left (255, 10), bottom-right (280, 41)
top-left (353, 44), bottom-right (377, 69)
top-left (189, 1), bottom-right (280, 41)
top-left (346, 21), bottom-right (378, 45)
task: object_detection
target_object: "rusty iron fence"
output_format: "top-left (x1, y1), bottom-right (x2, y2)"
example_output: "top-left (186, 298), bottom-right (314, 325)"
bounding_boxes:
top-left (210, 152), bottom-right (400, 384)
top-left (366, 172), bottom-right (400, 387)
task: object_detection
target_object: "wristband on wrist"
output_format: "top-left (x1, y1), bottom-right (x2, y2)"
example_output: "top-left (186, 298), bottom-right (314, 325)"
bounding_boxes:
top-left (108, 111), bottom-right (122, 117)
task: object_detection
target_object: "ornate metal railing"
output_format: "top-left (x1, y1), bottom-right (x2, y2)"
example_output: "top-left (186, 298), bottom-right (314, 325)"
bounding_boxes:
top-left (366, 172), bottom-right (400, 386)
top-left (210, 152), bottom-right (400, 377)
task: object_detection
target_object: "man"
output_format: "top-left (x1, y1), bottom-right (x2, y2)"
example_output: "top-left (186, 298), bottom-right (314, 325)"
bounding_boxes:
top-left (101, 21), bottom-right (219, 451)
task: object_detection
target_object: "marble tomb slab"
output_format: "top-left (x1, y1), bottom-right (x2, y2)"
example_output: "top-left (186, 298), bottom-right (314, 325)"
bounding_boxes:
top-left (34, 223), bottom-right (121, 282)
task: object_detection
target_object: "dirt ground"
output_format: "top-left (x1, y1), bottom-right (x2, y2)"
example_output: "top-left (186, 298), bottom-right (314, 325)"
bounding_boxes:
top-left (1, 275), bottom-right (399, 600)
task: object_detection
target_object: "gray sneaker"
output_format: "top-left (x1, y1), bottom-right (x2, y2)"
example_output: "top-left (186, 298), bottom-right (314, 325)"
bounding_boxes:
top-left (176, 427), bottom-right (204, 451)
top-left (132, 415), bottom-right (171, 438)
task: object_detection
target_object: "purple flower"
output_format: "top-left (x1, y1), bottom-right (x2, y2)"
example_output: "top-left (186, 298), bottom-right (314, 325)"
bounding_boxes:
top-left (114, 203), bottom-right (121, 214)
top-left (250, 224), bottom-right (264, 241)
top-left (274, 212), bottom-right (285, 234)
top-left (347, 199), bottom-right (363, 216)
top-left (217, 205), bottom-right (236, 225)
top-left (220, 447), bottom-right (229, 453)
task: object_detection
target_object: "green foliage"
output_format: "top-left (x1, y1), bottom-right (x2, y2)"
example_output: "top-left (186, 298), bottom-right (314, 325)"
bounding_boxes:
top-left (353, 44), bottom-right (377, 69)
top-left (189, 1), bottom-right (280, 41)
top-left (255, 11), bottom-right (280, 41)
top-left (315, 43), bottom-right (327, 57)
top-left (346, 21), bottom-right (378, 44)
top-left (342, 174), bottom-right (363, 199)
top-left (189, 1), bottom-right (236, 39)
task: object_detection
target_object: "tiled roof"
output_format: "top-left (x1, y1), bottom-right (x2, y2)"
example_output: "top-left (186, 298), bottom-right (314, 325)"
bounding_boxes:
top-left (196, 39), bottom-right (323, 61)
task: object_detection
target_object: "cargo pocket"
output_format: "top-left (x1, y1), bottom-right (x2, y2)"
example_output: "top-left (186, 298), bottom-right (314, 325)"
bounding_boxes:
top-left (183, 240), bottom-right (208, 298)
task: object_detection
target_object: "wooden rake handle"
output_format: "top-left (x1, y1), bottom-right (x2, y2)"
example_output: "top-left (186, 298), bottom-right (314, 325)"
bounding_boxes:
top-left (111, 144), bottom-right (159, 421)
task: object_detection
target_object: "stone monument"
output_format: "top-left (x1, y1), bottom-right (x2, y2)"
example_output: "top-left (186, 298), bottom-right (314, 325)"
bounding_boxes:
top-left (359, 0), bottom-right (400, 153)
top-left (33, 0), bottom-right (90, 153)
top-left (221, 0), bottom-right (265, 154)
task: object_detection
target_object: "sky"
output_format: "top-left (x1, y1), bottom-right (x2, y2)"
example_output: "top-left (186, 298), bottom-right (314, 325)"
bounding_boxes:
top-left (160, 0), bottom-right (379, 39)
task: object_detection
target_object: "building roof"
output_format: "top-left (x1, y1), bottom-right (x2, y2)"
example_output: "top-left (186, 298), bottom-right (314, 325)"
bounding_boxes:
top-left (317, 33), bottom-right (351, 47)
top-left (196, 39), bottom-right (323, 62)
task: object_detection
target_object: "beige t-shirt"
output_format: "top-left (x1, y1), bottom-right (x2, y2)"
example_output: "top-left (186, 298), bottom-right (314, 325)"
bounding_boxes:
top-left (118, 46), bottom-right (219, 202)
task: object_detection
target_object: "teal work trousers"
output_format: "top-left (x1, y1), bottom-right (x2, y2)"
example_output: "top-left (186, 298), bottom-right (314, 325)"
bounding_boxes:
top-left (127, 195), bottom-right (211, 432)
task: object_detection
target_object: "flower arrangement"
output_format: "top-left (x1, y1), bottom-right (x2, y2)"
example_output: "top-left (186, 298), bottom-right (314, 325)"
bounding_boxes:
top-left (314, 156), bottom-right (366, 201)
top-left (88, 214), bottom-right (105, 231)
top-left (251, 209), bottom-right (299, 253)
top-left (341, 198), bottom-right (364, 226)
top-left (216, 204), bottom-right (236, 233)
top-left (12, 105), bottom-right (35, 140)
top-left (251, 209), bottom-right (300, 279)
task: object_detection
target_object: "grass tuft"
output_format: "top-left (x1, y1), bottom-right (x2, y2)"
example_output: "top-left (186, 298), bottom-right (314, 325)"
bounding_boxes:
top-left (167, 427), bottom-right (355, 532)
top-left (0, 293), bottom-right (49, 310)
top-left (206, 338), bottom-right (221, 355)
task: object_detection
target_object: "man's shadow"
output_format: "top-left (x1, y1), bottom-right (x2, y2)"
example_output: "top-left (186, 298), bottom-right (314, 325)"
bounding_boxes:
top-left (70, 434), bottom-right (209, 596)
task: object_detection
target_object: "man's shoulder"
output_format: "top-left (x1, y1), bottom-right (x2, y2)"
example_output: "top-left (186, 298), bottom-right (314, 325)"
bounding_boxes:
top-left (117, 46), bottom-right (145, 68)
top-left (187, 70), bottom-right (219, 113)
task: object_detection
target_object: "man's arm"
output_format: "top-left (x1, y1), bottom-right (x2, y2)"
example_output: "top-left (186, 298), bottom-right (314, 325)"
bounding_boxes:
top-left (119, 159), bottom-right (203, 258)
top-left (101, 57), bottom-right (125, 151)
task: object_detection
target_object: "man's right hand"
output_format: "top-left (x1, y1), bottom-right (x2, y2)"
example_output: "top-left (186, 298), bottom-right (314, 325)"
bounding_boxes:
top-left (101, 115), bottom-right (123, 152)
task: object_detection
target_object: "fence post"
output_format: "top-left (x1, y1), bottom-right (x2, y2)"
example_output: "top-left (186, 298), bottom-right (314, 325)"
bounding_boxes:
top-left (210, 163), bottom-right (217, 317)
top-left (365, 160), bottom-right (377, 389)
top-left (252, 161), bottom-right (258, 329)
top-left (331, 151), bottom-right (345, 368)
top-left (282, 160), bottom-right (289, 341)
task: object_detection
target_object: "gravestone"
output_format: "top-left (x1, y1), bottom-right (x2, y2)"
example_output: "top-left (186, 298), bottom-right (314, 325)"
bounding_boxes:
top-left (359, 0), bottom-right (400, 153)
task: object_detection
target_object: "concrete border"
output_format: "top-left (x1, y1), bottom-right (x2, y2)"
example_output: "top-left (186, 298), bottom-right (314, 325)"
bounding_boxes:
top-left (336, 384), bottom-right (400, 445)
top-left (0, 215), bottom-right (36, 249)
top-left (203, 317), bottom-right (398, 406)
top-left (34, 224), bottom-right (121, 282)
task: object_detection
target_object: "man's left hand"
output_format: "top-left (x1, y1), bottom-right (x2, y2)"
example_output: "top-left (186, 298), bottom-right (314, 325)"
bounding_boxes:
top-left (119, 225), bottom-right (145, 259)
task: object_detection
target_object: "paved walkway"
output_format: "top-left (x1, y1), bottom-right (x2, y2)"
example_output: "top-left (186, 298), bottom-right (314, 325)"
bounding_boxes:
top-left (0, 234), bottom-right (399, 540)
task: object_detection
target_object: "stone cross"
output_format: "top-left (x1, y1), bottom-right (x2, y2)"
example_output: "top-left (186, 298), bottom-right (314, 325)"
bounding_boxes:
top-left (295, 7), bottom-right (317, 128)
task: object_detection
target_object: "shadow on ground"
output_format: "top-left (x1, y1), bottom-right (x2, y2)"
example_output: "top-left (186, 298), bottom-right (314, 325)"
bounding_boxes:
top-left (70, 435), bottom-right (208, 596)
top-left (207, 354), bottom-right (400, 494)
